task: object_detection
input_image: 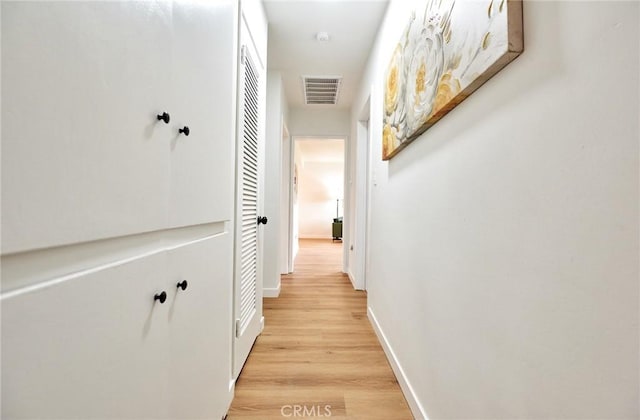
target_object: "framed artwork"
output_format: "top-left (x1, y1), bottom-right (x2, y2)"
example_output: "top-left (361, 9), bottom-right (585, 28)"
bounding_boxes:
top-left (382, 0), bottom-right (524, 160)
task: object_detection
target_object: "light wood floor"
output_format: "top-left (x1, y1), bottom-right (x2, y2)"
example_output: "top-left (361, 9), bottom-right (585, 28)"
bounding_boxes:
top-left (227, 239), bottom-right (413, 419)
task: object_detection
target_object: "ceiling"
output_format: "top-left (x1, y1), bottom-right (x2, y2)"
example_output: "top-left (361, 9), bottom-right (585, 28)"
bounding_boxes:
top-left (296, 138), bottom-right (345, 163)
top-left (263, 0), bottom-right (389, 110)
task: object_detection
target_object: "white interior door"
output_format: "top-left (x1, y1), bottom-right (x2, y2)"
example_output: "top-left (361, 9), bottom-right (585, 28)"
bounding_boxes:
top-left (233, 15), bottom-right (265, 378)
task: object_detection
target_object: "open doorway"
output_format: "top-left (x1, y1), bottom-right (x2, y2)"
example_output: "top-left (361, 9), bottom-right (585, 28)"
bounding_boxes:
top-left (290, 137), bottom-right (345, 269)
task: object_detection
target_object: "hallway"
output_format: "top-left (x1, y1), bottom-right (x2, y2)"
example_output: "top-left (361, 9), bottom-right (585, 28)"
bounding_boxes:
top-left (228, 239), bottom-right (412, 419)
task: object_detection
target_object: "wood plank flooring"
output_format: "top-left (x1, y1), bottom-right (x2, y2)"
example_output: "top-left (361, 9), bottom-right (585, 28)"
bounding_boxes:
top-left (227, 239), bottom-right (413, 419)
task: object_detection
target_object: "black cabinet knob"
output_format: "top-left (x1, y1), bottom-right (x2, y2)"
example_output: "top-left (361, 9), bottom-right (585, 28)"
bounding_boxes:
top-left (177, 280), bottom-right (188, 291)
top-left (154, 291), bottom-right (167, 304)
top-left (179, 126), bottom-right (190, 136)
top-left (257, 216), bottom-right (268, 225)
top-left (156, 112), bottom-right (170, 124)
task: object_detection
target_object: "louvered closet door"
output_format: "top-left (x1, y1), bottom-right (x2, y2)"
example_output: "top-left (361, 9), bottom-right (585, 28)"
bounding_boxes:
top-left (233, 20), bottom-right (265, 378)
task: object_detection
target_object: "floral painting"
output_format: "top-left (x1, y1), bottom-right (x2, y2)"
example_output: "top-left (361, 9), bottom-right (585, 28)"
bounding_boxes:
top-left (382, 0), bottom-right (523, 160)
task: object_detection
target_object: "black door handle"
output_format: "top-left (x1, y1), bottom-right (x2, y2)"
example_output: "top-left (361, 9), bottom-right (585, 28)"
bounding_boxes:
top-left (154, 291), bottom-right (167, 304)
top-left (179, 126), bottom-right (190, 136)
top-left (177, 280), bottom-right (188, 291)
top-left (257, 216), bottom-right (268, 225)
top-left (156, 112), bottom-right (170, 124)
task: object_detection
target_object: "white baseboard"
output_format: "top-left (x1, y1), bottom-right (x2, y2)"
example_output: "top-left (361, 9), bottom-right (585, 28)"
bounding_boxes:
top-left (347, 270), bottom-right (356, 289)
top-left (263, 283), bottom-right (281, 298)
top-left (224, 378), bottom-right (236, 418)
top-left (368, 306), bottom-right (428, 420)
top-left (347, 270), bottom-right (366, 291)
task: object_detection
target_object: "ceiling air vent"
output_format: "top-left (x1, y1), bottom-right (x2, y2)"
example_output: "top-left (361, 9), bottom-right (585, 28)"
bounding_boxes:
top-left (303, 76), bottom-right (342, 105)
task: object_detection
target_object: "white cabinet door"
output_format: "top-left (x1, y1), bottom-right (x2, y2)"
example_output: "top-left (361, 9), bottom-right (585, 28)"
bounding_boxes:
top-left (166, 232), bottom-right (233, 419)
top-left (1, 2), bottom-right (173, 253)
top-left (1, 253), bottom-right (170, 419)
top-left (168, 1), bottom-right (238, 228)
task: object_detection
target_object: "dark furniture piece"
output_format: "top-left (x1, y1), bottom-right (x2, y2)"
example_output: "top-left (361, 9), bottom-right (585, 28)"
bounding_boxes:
top-left (332, 217), bottom-right (343, 241)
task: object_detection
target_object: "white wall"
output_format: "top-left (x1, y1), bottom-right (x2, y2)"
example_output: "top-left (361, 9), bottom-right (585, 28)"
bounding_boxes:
top-left (288, 107), bottom-right (350, 138)
top-left (263, 70), bottom-right (289, 297)
top-left (297, 159), bottom-right (344, 239)
top-left (352, 1), bottom-right (639, 418)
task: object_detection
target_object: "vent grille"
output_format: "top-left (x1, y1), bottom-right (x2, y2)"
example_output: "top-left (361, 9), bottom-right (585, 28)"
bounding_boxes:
top-left (238, 45), bottom-right (259, 334)
top-left (303, 76), bottom-right (342, 105)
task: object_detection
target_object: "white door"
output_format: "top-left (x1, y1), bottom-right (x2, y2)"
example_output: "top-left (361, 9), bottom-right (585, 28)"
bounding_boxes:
top-left (233, 15), bottom-right (265, 378)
